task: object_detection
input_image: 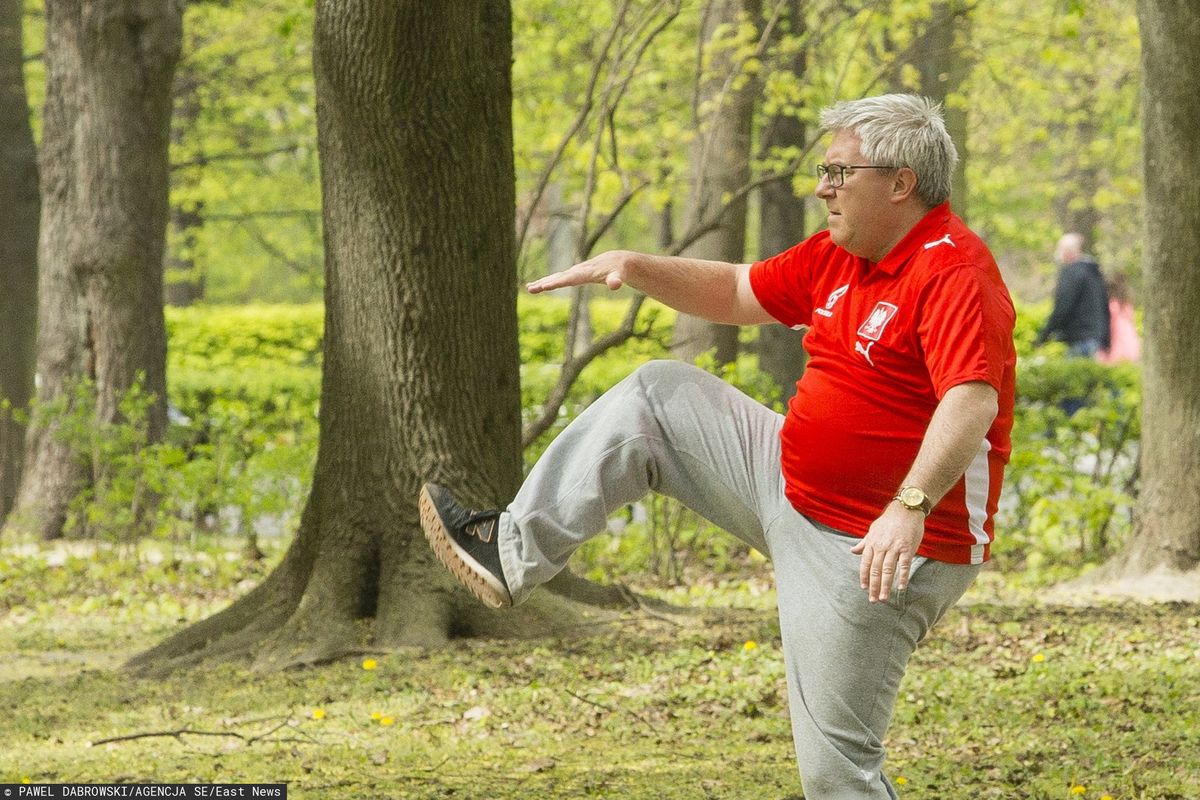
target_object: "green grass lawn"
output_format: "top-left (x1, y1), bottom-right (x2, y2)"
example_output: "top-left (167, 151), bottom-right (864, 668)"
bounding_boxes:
top-left (1, 542), bottom-right (1197, 799)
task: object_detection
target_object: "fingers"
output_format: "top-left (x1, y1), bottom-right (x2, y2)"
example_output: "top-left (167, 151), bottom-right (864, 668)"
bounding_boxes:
top-left (525, 273), bottom-right (574, 294)
top-left (526, 254), bottom-right (625, 294)
top-left (857, 543), bottom-right (911, 603)
top-left (526, 269), bottom-right (619, 295)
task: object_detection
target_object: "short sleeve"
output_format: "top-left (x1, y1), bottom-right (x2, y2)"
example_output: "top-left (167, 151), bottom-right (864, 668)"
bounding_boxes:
top-left (749, 237), bottom-right (821, 328)
top-left (917, 264), bottom-right (1015, 398)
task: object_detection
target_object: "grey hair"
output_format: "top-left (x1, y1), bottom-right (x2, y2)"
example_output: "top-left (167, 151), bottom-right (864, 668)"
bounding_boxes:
top-left (818, 94), bottom-right (958, 207)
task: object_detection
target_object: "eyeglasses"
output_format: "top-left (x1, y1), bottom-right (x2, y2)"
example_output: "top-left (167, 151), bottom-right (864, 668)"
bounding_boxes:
top-left (815, 163), bottom-right (898, 188)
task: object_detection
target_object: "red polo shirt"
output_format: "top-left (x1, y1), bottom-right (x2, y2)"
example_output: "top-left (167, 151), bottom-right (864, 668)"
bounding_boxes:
top-left (749, 203), bottom-right (1016, 564)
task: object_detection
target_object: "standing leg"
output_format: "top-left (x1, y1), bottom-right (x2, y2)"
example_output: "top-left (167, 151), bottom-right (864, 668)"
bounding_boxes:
top-left (499, 360), bottom-right (787, 604)
top-left (766, 507), bottom-right (981, 800)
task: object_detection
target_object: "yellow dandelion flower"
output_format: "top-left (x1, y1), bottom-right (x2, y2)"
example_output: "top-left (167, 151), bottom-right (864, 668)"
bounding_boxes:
top-left (362, 658), bottom-right (378, 670)
top-left (1100, 795), bottom-right (1113, 800)
top-left (311, 708), bottom-right (326, 720)
top-left (1032, 653), bottom-right (1046, 663)
top-left (743, 640), bottom-right (758, 651)
top-left (371, 711), bottom-right (383, 721)
top-left (1070, 785), bottom-right (1086, 795)
top-left (22, 778), bottom-right (31, 784)
top-left (381, 716), bottom-right (395, 727)
top-left (895, 776), bottom-right (908, 786)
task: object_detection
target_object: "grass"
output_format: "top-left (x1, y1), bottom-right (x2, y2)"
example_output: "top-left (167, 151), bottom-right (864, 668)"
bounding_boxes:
top-left (0, 541), bottom-right (1197, 799)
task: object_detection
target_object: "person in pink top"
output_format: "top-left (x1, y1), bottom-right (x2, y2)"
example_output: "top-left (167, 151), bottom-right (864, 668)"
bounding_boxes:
top-left (1097, 273), bottom-right (1141, 364)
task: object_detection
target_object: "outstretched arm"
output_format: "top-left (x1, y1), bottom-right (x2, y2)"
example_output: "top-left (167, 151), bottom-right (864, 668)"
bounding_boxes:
top-left (851, 380), bottom-right (999, 602)
top-left (526, 250), bottom-right (775, 326)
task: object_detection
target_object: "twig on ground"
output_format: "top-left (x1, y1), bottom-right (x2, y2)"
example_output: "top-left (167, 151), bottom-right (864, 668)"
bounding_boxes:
top-left (564, 688), bottom-right (656, 731)
top-left (91, 716), bottom-right (308, 748)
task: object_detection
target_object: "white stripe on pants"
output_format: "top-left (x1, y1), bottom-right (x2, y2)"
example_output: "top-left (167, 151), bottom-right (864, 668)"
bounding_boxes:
top-left (497, 360), bottom-right (980, 798)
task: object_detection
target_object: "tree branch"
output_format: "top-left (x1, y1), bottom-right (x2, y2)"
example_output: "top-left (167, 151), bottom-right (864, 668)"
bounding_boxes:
top-left (515, 1), bottom-right (632, 256)
top-left (522, 296), bottom-right (649, 448)
top-left (172, 145), bottom-right (306, 170)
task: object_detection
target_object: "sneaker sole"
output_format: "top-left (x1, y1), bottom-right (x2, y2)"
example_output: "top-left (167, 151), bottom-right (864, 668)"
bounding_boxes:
top-left (418, 485), bottom-right (512, 610)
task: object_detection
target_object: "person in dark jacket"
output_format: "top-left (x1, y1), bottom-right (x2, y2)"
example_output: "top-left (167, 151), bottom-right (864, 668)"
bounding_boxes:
top-left (1036, 232), bottom-right (1111, 356)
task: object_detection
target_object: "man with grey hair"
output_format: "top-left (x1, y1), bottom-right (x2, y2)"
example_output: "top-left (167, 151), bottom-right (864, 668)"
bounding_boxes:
top-left (420, 93), bottom-right (1016, 799)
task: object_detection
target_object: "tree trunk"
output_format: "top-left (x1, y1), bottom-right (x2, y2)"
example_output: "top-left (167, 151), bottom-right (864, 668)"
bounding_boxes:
top-left (755, 0), bottom-right (806, 402)
top-left (1054, 65), bottom-right (1100, 251)
top-left (130, 1), bottom-right (619, 674)
top-left (1111, 0), bottom-right (1200, 576)
top-left (916, 0), bottom-right (970, 219)
top-left (0, 0), bottom-right (39, 525)
top-left (5, 0), bottom-right (177, 540)
top-left (671, 0), bottom-right (759, 365)
top-left (164, 63), bottom-right (205, 307)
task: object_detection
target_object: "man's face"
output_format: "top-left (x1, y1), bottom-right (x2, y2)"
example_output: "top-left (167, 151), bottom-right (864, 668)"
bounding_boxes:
top-left (815, 130), bottom-right (898, 262)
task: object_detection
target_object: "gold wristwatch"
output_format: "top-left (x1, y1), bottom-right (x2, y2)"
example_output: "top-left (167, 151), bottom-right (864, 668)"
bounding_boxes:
top-left (894, 486), bottom-right (932, 517)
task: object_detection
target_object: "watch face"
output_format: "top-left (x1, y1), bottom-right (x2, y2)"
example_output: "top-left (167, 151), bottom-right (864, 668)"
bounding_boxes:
top-left (900, 487), bottom-right (924, 506)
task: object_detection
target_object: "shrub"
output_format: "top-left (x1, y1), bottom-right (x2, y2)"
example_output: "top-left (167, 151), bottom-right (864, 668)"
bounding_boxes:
top-left (22, 296), bottom-right (1144, 592)
top-left (993, 303), bottom-right (1142, 583)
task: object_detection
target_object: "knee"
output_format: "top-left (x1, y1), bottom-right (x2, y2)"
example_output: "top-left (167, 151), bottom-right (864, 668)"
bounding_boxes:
top-left (630, 359), bottom-right (707, 392)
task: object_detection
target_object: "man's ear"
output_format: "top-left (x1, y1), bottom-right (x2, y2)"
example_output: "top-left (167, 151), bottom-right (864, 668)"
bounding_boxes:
top-left (890, 167), bottom-right (919, 203)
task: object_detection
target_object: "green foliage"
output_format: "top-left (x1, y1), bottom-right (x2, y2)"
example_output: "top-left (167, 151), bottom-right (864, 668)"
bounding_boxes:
top-left (170, 1), bottom-right (322, 303)
top-left (165, 304), bottom-right (322, 540)
top-left (519, 295), bottom-right (675, 462)
top-left (9, 307), bottom-right (323, 543)
top-left (970, 0), bottom-right (1142, 280)
top-left (994, 304), bottom-right (1142, 584)
top-left (16, 294), bottom-right (1146, 595)
top-left (18, 1), bottom-right (1145, 304)
top-left (36, 377), bottom-right (186, 542)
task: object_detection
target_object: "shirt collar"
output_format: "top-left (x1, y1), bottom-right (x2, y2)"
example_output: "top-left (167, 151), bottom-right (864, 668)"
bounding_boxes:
top-left (873, 202), bottom-right (953, 275)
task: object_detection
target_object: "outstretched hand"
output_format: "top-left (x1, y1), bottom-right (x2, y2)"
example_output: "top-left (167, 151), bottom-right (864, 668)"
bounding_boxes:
top-left (526, 251), bottom-right (631, 294)
top-left (850, 504), bottom-right (925, 603)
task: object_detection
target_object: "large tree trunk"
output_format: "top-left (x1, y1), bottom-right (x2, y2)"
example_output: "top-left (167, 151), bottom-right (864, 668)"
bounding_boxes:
top-left (5, 0), bottom-right (177, 540)
top-left (755, 0), bottom-right (806, 402)
top-left (1109, 0), bottom-right (1200, 577)
top-left (671, 0), bottom-right (759, 365)
top-left (130, 1), bottom-right (618, 674)
top-left (915, 0), bottom-right (970, 219)
top-left (0, 0), bottom-right (39, 524)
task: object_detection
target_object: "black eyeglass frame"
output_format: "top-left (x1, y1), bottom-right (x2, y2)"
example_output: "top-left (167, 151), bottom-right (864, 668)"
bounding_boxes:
top-left (815, 163), bottom-right (899, 188)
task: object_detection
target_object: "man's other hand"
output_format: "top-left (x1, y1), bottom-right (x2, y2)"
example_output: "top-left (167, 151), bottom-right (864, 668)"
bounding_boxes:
top-left (851, 504), bottom-right (925, 603)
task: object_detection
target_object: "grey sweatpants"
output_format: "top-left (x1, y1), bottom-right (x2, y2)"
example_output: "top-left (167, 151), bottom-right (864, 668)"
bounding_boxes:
top-left (497, 361), bottom-right (980, 799)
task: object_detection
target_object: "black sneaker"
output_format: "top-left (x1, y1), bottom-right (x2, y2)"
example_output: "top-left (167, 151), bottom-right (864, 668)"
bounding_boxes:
top-left (418, 483), bottom-right (512, 609)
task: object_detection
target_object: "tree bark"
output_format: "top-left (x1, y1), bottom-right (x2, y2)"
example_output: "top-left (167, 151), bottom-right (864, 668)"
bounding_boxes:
top-left (164, 62), bottom-right (205, 307)
top-left (671, 0), bottom-right (759, 365)
top-left (130, 1), bottom-right (620, 674)
top-left (1112, 0), bottom-right (1200, 575)
top-left (755, 0), bottom-right (806, 402)
top-left (0, 0), bottom-right (39, 524)
top-left (5, 0), bottom-right (178, 540)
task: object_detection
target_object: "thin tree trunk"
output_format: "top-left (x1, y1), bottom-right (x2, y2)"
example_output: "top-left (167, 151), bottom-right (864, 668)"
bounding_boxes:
top-left (131, 1), bottom-right (621, 674)
top-left (671, 0), bottom-right (760, 365)
top-left (5, 0), bottom-right (178, 540)
top-left (1112, 0), bottom-right (1200, 575)
top-left (916, 0), bottom-right (970, 219)
top-left (0, 0), bottom-right (39, 525)
top-left (164, 64), bottom-right (205, 306)
top-left (755, 0), bottom-right (807, 402)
